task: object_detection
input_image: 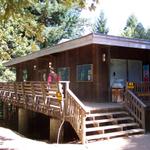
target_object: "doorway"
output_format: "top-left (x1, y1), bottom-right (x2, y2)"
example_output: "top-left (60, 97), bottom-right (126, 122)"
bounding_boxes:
top-left (38, 69), bottom-right (47, 81)
top-left (110, 59), bottom-right (142, 102)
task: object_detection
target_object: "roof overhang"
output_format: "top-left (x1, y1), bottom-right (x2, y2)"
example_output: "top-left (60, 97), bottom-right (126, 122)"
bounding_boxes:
top-left (4, 33), bottom-right (150, 67)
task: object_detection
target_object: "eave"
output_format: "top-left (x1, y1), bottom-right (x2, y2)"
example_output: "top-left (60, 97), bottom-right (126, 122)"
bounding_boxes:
top-left (4, 33), bottom-right (150, 67)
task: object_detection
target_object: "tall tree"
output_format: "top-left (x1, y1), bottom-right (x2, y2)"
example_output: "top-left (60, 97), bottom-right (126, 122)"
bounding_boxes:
top-left (0, 0), bottom-right (89, 81)
top-left (0, 0), bottom-right (99, 20)
top-left (134, 23), bottom-right (146, 39)
top-left (37, 2), bottom-right (86, 47)
top-left (122, 15), bottom-right (138, 38)
top-left (93, 11), bottom-right (109, 34)
top-left (145, 28), bottom-right (150, 39)
top-left (121, 15), bottom-right (150, 41)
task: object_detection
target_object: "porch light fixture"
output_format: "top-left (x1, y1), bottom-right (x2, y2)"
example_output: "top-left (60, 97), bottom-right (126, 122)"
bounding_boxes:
top-left (49, 62), bottom-right (52, 68)
top-left (102, 53), bottom-right (106, 62)
top-left (33, 65), bottom-right (37, 70)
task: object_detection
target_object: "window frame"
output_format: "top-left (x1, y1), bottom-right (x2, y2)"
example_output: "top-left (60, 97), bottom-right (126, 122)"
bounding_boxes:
top-left (57, 67), bottom-right (70, 81)
top-left (76, 64), bottom-right (93, 82)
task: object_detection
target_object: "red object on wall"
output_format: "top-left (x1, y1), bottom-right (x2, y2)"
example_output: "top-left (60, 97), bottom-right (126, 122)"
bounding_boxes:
top-left (143, 65), bottom-right (149, 82)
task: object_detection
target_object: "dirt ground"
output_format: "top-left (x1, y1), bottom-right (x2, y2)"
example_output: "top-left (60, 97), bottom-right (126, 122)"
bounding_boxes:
top-left (0, 127), bottom-right (150, 150)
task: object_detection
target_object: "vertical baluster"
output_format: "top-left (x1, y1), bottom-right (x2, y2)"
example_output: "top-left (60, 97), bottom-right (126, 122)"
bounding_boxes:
top-left (81, 114), bottom-right (86, 144)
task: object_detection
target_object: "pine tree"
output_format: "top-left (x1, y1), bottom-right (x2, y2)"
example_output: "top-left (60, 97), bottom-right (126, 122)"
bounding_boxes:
top-left (93, 11), bottom-right (109, 34)
top-left (122, 15), bottom-right (138, 38)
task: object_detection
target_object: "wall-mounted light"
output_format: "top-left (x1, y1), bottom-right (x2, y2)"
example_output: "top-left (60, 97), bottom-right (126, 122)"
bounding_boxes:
top-left (33, 65), bottom-right (37, 70)
top-left (49, 62), bottom-right (52, 68)
top-left (102, 53), bottom-right (106, 62)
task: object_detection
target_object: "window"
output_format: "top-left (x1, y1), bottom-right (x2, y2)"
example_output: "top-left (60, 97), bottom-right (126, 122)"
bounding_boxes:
top-left (57, 67), bottom-right (70, 81)
top-left (77, 64), bottom-right (93, 81)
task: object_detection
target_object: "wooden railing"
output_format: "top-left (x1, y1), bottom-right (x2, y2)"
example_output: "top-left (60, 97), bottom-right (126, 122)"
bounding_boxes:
top-left (132, 82), bottom-right (150, 96)
top-left (62, 81), bottom-right (89, 144)
top-left (0, 81), bottom-right (89, 143)
top-left (124, 89), bottom-right (146, 130)
top-left (0, 81), bottom-right (64, 119)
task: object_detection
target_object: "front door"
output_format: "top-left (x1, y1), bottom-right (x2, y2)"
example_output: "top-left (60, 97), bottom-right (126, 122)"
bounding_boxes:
top-left (110, 59), bottom-right (142, 102)
top-left (110, 59), bottom-right (126, 102)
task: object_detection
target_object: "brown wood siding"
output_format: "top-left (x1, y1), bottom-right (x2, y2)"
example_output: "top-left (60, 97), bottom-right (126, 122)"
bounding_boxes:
top-left (54, 44), bottom-right (110, 102)
top-left (55, 45), bottom-right (95, 102)
top-left (15, 44), bottom-right (150, 103)
top-left (110, 46), bottom-right (148, 61)
top-left (96, 45), bottom-right (110, 102)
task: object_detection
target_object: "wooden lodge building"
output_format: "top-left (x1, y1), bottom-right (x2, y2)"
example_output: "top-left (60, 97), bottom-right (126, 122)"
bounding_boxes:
top-left (1, 33), bottom-right (150, 143)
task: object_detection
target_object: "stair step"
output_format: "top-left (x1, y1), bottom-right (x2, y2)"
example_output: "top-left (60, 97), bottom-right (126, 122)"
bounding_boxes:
top-left (86, 128), bottom-right (144, 141)
top-left (86, 111), bottom-right (128, 118)
top-left (86, 117), bottom-right (134, 125)
top-left (86, 123), bottom-right (139, 132)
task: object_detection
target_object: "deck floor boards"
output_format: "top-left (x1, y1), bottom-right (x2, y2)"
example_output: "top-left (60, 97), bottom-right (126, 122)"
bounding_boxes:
top-left (83, 102), bottom-right (123, 111)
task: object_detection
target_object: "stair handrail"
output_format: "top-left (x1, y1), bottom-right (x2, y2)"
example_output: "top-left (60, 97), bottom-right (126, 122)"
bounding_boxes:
top-left (124, 89), bottom-right (146, 130)
top-left (60, 81), bottom-right (89, 144)
top-left (59, 81), bottom-right (88, 113)
top-left (127, 89), bottom-right (146, 107)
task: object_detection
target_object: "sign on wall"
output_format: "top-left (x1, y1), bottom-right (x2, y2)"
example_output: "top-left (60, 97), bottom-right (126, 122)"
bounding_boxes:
top-left (143, 65), bottom-right (149, 82)
top-left (127, 82), bottom-right (134, 89)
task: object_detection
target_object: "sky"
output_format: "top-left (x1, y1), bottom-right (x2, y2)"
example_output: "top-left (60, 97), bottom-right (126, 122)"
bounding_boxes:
top-left (81, 0), bottom-right (150, 35)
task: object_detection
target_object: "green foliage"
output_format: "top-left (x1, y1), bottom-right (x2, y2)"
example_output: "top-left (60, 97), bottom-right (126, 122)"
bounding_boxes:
top-left (0, 18), bottom-right (40, 60)
top-left (134, 23), bottom-right (146, 39)
top-left (93, 11), bottom-right (109, 34)
top-left (40, 4), bottom-right (86, 47)
top-left (0, 0), bottom-right (98, 20)
top-left (0, 0), bottom-right (89, 81)
top-left (122, 14), bottom-right (150, 40)
top-left (0, 61), bottom-right (16, 82)
top-left (122, 15), bottom-right (138, 38)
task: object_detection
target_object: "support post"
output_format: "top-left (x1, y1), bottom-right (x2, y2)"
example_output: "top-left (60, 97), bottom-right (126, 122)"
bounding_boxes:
top-left (50, 118), bottom-right (64, 143)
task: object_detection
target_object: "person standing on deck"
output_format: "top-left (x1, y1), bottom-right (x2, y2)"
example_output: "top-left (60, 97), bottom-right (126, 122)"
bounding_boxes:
top-left (47, 62), bottom-right (61, 90)
top-left (47, 62), bottom-right (63, 105)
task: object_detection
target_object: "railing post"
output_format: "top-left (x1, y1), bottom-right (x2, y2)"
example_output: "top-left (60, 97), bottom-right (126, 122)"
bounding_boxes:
top-left (59, 81), bottom-right (70, 99)
top-left (142, 107), bottom-right (146, 131)
top-left (124, 89), bottom-right (146, 131)
top-left (21, 82), bottom-right (26, 108)
top-left (82, 115), bottom-right (86, 144)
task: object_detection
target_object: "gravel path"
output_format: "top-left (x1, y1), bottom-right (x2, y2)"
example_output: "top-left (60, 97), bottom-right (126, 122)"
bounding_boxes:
top-left (0, 127), bottom-right (150, 150)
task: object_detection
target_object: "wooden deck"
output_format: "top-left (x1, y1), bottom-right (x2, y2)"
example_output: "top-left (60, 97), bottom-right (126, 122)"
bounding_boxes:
top-left (84, 102), bottom-right (123, 111)
top-left (0, 81), bottom-right (147, 143)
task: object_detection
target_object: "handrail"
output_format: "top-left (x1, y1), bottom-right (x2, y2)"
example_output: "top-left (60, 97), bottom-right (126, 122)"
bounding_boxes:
top-left (65, 89), bottom-right (87, 144)
top-left (127, 82), bottom-right (150, 95)
top-left (60, 81), bottom-right (88, 144)
top-left (67, 89), bottom-right (88, 112)
top-left (127, 90), bottom-right (146, 107)
top-left (124, 89), bottom-right (146, 130)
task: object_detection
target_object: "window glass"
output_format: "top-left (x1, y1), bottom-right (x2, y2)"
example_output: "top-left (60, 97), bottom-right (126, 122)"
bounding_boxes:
top-left (57, 67), bottom-right (70, 81)
top-left (77, 64), bottom-right (93, 81)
